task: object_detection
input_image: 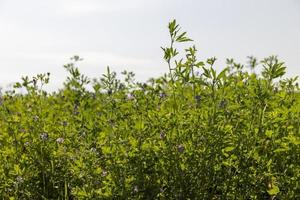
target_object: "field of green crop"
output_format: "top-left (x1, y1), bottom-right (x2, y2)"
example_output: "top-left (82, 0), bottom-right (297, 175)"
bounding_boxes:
top-left (0, 20), bottom-right (299, 199)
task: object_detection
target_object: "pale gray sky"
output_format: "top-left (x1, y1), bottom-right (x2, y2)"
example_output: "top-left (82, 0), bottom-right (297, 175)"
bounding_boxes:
top-left (0, 0), bottom-right (299, 91)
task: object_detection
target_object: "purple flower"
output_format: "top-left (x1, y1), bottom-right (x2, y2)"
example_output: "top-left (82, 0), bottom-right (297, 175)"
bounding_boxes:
top-left (40, 133), bottom-right (48, 141)
top-left (195, 95), bottom-right (201, 101)
top-left (33, 115), bottom-right (39, 121)
top-left (16, 176), bottom-right (24, 184)
top-left (56, 137), bottom-right (64, 144)
top-left (90, 147), bottom-right (97, 153)
top-left (90, 147), bottom-right (100, 155)
top-left (133, 185), bottom-right (139, 193)
top-left (101, 170), bottom-right (108, 177)
top-left (177, 144), bottom-right (185, 153)
top-left (80, 131), bottom-right (87, 137)
top-left (159, 92), bottom-right (166, 98)
top-left (62, 121), bottom-right (68, 126)
top-left (219, 100), bottom-right (227, 109)
top-left (127, 93), bottom-right (134, 100)
top-left (160, 131), bottom-right (165, 139)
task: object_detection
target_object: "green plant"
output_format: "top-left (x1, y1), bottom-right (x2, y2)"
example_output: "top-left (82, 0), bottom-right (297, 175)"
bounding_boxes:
top-left (0, 20), bottom-right (299, 199)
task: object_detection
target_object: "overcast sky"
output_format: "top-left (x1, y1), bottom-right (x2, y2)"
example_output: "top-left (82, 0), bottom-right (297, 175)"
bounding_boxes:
top-left (0, 0), bottom-right (299, 91)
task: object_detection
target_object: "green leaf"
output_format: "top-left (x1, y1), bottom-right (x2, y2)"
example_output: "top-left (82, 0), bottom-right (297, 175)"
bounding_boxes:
top-left (224, 146), bottom-right (235, 152)
top-left (14, 164), bottom-right (22, 175)
top-left (217, 68), bottom-right (228, 80)
top-left (176, 32), bottom-right (193, 42)
top-left (265, 130), bottom-right (273, 138)
top-left (267, 185), bottom-right (280, 195)
top-left (202, 67), bottom-right (211, 79)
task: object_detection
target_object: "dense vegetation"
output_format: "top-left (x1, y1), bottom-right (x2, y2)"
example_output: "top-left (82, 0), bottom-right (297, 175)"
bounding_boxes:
top-left (0, 20), bottom-right (299, 199)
